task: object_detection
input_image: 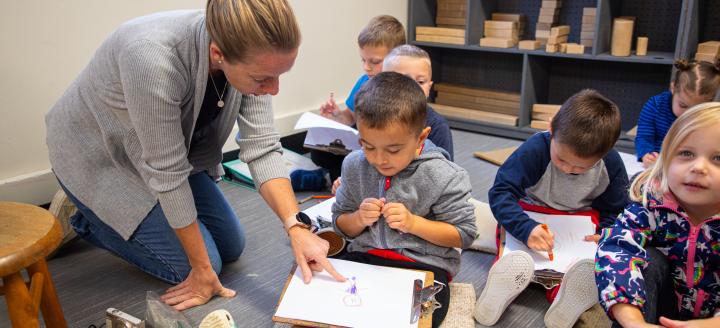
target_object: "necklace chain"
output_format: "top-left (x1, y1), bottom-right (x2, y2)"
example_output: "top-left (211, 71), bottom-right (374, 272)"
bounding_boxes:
top-left (209, 73), bottom-right (228, 109)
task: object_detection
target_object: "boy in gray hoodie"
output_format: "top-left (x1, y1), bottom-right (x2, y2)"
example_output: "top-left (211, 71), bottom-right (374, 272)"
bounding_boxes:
top-left (332, 72), bottom-right (477, 328)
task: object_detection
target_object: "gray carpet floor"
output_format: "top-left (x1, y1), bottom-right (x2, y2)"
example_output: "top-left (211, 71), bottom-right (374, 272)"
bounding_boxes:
top-left (1, 129), bottom-right (562, 328)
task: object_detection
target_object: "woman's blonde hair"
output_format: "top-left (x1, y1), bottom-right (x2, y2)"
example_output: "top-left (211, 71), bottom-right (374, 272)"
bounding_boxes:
top-left (630, 102), bottom-right (720, 204)
top-left (206, 0), bottom-right (301, 63)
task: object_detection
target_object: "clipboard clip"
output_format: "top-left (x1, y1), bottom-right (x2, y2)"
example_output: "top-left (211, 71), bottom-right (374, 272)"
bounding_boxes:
top-left (410, 279), bottom-right (444, 324)
top-left (303, 139), bottom-right (352, 156)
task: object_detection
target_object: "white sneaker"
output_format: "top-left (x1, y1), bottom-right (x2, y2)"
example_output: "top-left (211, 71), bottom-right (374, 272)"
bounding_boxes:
top-left (48, 189), bottom-right (78, 246)
top-left (544, 259), bottom-right (598, 328)
top-left (473, 251), bottom-right (534, 326)
top-left (199, 309), bottom-right (235, 328)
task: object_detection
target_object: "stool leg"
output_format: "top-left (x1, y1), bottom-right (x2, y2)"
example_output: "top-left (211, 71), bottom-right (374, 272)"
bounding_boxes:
top-left (27, 259), bottom-right (67, 328)
top-left (3, 272), bottom-right (40, 327)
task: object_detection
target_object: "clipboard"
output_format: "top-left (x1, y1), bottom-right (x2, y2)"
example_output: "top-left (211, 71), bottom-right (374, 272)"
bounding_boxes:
top-left (272, 264), bottom-right (434, 328)
top-left (303, 139), bottom-right (352, 156)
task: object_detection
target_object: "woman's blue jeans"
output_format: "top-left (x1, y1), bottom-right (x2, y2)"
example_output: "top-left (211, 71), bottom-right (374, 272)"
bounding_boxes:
top-left (60, 172), bottom-right (246, 284)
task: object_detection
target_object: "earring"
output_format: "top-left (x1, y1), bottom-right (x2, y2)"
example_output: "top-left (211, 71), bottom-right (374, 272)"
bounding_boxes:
top-left (218, 60), bottom-right (223, 64)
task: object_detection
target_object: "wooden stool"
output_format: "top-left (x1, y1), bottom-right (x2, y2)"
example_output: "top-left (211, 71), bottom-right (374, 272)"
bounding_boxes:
top-left (0, 202), bottom-right (67, 327)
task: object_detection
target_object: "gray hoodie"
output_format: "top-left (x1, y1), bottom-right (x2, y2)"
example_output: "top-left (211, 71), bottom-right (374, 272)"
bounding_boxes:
top-left (332, 141), bottom-right (476, 276)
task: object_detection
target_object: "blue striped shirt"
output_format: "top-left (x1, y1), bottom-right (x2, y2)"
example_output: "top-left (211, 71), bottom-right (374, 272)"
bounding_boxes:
top-left (635, 91), bottom-right (676, 161)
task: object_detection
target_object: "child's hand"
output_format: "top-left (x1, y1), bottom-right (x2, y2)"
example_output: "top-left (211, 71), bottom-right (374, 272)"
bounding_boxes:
top-left (331, 177), bottom-right (342, 195)
top-left (357, 197), bottom-right (384, 226)
top-left (382, 202), bottom-right (416, 233)
top-left (527, 224), bottom-right (554, 252)
top-left (660, 316), bottom-right (720, 328)
top-left (642, 152), bottom-right (658, 168)
top-left (319, 92), bottom-right (340, 118)
top-left (584, 234), bottom-right (601, 243)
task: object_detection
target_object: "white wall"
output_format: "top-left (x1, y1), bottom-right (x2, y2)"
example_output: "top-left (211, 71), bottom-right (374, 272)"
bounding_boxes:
top-left (0, 0), bottom-right (407, 205)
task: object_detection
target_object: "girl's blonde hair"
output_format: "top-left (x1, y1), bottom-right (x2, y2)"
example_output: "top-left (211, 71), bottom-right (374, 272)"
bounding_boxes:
top-left (206, 0), bottom-right (301, 63)
top-left (630, 102), bottom-right (720, 204)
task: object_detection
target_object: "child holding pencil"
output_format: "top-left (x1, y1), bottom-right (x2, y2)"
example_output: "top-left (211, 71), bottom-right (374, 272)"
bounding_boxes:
top-left (474, 90), bottom-right (630, 328)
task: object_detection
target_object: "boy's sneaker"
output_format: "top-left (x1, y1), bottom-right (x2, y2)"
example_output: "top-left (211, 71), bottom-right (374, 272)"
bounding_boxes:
top-left (316, 228), bottom-right (346, 257)
top-left (48, 189), bottom-right (78, 248)
top-left (473, 251), bottom-right (534, 326)
top-left (199, 309), bottom-right (235, 328)
top-left (290, 169), bottom-right (328, 191)
top-left (544, 259), bottom-right (598, 328)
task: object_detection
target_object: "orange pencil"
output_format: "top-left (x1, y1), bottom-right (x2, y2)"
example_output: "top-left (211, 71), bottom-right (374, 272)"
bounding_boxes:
top-left (541, 224), bottom-right (554, 261)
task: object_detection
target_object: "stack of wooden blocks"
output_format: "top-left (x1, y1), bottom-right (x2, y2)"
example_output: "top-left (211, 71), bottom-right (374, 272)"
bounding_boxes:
top-left (415, 0), bottom-right (466, 44)
top-left (531, 104), bottom-right (561, 130)
top-left (580, 7), bottom-right (596, 48)
top-left (695, 41), bottom-right (720, 64)
top-left (480, 14), bottom-right (524, 48)
top-left (431, 83), bottom-right (520, 126)
top-left (535, 0), bottom-right (562, 43)
top-left (545, 25), bottom-right (569, 53)
top-left (435, 0), bottom-right (466, 28)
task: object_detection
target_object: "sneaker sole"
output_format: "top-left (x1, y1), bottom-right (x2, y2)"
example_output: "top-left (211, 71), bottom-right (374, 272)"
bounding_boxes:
top-left (544, 259), bottom-right (598, 328)
top-left (317, 230), bottom-right (346, 257)
top-left (474, 251), bottom-right (534, 326)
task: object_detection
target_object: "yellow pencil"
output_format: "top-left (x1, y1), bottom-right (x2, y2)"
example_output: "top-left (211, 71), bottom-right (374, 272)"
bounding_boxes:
top-left (541, 224), bottom-right (554, 261)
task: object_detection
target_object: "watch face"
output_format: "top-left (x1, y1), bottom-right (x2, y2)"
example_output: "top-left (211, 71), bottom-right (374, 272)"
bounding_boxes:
top-left (297, 212), bottom-right (312, 225)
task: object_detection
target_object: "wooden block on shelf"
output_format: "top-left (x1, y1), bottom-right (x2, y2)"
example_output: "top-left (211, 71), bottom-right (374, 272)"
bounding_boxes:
top-left (436, 17), bottom-right (466, 26)
top-left (434, 83), bottom-right (521, 102)
top-left (536, 22), bottom-right (553, 31)
top-left (492, 13), bottom-right (526, 22)
top-left (416, 26), bottom-right (465, 38)
top-left (437, 9), bottom-right (466, 19)
top-left (636, 37), bottom-right (648, 56)
top-left (437, 2), bottom-right (467, 11)
top-left (548, 34), bottom-right (568, 45)
top-left (485, 28), bottom-right (519, 39)
top-left (583, 7), bottom-right (597, 16)
top-left (582, 15), bottom-right (596, 24)
top-left (558, 43), bottom-right (568, 53)
top-left (416, 34), bottom-right (465, 45)
top-left (433, 98), bottom-right (518, 117)
top-left (550, 25), bottom-right (570, 36)
top-left (533, 104), bottom-right (561, 114)
top-left (580, 39), bottom-right (594, 47)
top-left (541, 0), bottom-right (562, 9)
top-left (484, 20), bottom-right (518, 30)
top-left (581, 31), bottom-right (595, 40)
top-left (519, 40), bottom-right (543, 50)
top-left (697, 41), bottom-right (720, 56)
top-left (531, 120), bottom-right (551, 130)
top-left (626, 125), bottom-right (637, 137)
top-left (535, 30), bottom-right (551, 39)
top-left (546, 43), bottom-right (558, 53)
top-left (539, 7), bottom-right (560, 17)
top-left (537, 37), bottom-right (548, 44)
top-left (581, 23), bottom-right (596, 31)
top-left (532, 112), bottom-right (555, 121)
top-left (480, 37), bottom-right (517, 48)
top-left (695, 52), bottom-right (719, 64)
top-left (566, 43), bottom-right (585, 54)
top-left (437, 24), bottom-right (465, 29)
top-left (431, 103), bottom-right (518, 126)
top-left (538, 14), bottom-right (558, 24)
top-left (436, 92), bottom-right (520, 111)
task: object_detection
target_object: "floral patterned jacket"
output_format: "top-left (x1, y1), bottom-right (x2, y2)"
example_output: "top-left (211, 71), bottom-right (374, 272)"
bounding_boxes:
top-left (595, 192), bottom-right (720, 319)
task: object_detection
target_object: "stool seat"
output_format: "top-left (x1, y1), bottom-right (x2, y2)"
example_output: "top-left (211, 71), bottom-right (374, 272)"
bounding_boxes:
top-left (0, 202), bottom-right (62, 277)
top-left (1, 201), bottom-right (67, 327)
